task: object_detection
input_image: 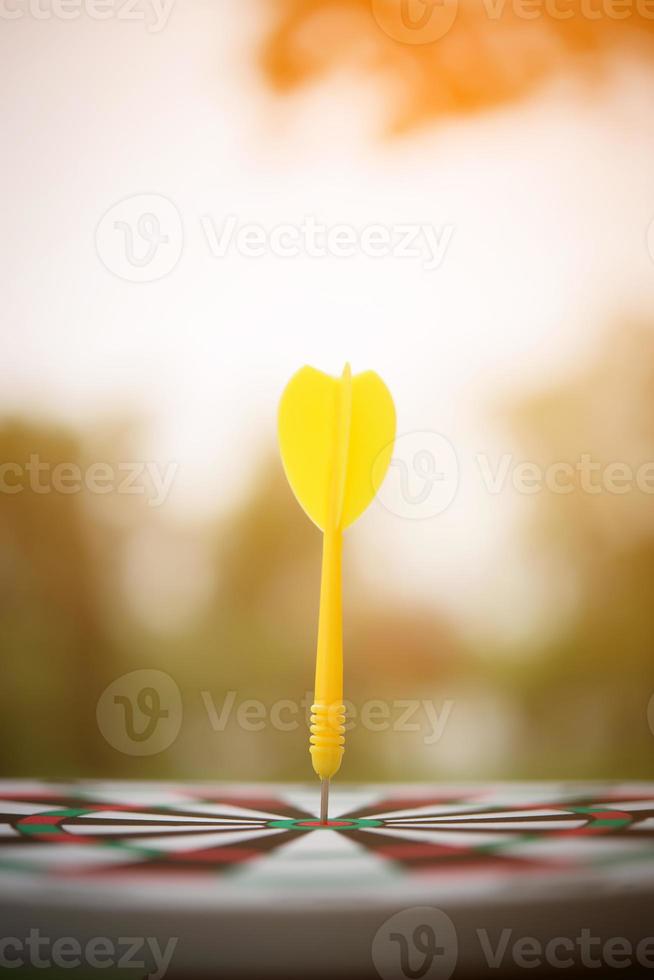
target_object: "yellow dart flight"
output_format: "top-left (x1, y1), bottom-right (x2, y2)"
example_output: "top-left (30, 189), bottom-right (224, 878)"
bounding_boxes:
top-left (278, 364), bottom-right (396, 821)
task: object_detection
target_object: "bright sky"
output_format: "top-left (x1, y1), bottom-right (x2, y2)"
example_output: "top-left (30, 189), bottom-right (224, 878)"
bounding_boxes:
top-left (3, 1), bottom-right (654, 637)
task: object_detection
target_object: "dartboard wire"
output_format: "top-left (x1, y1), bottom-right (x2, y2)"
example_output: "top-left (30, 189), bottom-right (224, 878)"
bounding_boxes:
top-left (369, 803), bottom-right (614, 826)
top-left (61, 825), bottom-right (272, 840)
top-left (14, 808), bottom-right (272, 839)
top-left (13, 797), bottom-right (313, 831)
top-left (346, 802), bottom-right (573, 825)
top-left (160, 799), bottom-right (315, 822)
top-left (2, 792), bottom-right (315, 824)
top-left (342, 798), bottom-right (640, 833)
top-left (340, 797), bottom-right (483, 822)
top-left (78, 801), bottom-right (313, 823)
top-left (337, 805), bottom-right (642, 872)
top-left (61, 814), bottom-right (274, 833)
top-left (378, 815), bottom-right (584, 829)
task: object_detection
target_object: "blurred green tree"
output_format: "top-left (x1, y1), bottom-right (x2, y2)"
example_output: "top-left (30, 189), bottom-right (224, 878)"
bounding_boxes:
top-left (504, 324), bottom-right (654, 777)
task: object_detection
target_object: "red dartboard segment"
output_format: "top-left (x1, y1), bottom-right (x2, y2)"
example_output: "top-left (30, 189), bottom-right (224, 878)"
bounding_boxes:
top-left (168, 847), bottom-right (262, 863)
top-left (20, 814), bottom-right (69, 826)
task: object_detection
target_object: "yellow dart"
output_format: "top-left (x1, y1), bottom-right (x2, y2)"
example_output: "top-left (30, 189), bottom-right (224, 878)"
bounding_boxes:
top-left (278, 364), bottom-right (396, 821)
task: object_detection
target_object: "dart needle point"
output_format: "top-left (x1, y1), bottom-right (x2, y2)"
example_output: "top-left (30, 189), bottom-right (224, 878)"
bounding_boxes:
top-left (320, 779), bottom-right (329, 824)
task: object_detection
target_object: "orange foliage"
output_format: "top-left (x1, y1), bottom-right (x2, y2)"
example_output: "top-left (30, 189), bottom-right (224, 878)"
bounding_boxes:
top-left (261, 0), bottom-right (654, 131)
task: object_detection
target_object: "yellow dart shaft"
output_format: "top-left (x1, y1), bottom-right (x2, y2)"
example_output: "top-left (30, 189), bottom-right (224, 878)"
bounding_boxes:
top-left (310, 525), bottom-right (345, 780)
top-left (309, 365), bottom-right (351, 783)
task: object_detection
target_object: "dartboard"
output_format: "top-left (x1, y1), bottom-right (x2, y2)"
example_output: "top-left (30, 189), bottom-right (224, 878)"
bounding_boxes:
top-left (1, 782), bottom-right (654, 907)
